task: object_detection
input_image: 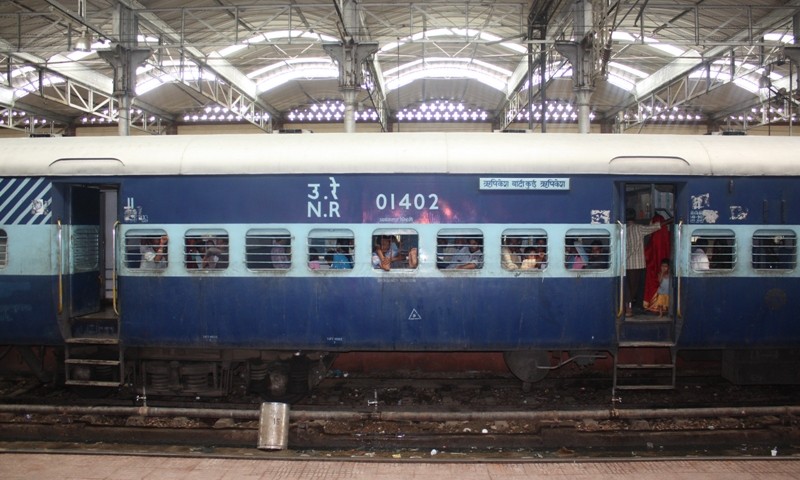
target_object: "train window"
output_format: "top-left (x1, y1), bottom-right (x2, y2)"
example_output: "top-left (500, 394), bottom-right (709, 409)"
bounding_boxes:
top-left (245, 229), bottom-right (292, 270)
top-left (501, 229), bottom-right (547, 271)
top-left (565, 229), bottom-right (611, 270)
top-left (752, 230), bottom-right (797, 271)
top-left (184, 229), bottom-right (229, 271)
top-left (124, 229), bottom-right (168, 270)
top-left (437, 229), bottom-right (483, 270)
top-left (0, 229), bottom-right (7, 268)
top-left (372, 228), bottom-right (419, 270)
top-left (307, 229), bottom-right (354, 271)
top-left (691, 229), bottom-right (736, 271)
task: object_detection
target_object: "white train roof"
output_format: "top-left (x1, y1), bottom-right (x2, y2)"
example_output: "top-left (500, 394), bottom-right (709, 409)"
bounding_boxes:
top-left (0, 133), bottom-right (797, 177)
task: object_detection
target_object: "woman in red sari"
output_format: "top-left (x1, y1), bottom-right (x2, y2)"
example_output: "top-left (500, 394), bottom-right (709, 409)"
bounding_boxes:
top-left (643, 214), bottom-right (672, 313)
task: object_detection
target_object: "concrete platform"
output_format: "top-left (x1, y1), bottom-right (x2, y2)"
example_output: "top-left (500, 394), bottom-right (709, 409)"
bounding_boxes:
top-left (1, 453), bottom-right (799, 479)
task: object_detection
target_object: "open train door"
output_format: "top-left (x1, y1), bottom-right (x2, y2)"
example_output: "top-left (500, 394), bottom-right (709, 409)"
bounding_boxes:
top-left (614, 182), bottom-right (680, 392)
top-left (65, 185), bottom-right (103, 317)
top-left (60, 184), bottom-right (123, 387)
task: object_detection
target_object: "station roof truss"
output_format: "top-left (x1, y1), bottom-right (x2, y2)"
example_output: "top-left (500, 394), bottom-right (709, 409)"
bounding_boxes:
top-left (0, 0), bottom-right (798, 135)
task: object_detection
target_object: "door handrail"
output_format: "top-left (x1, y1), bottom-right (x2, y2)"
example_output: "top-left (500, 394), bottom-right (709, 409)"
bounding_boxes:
top-left (57, 219), bottom-right (63, 314)
top-left (112, 221), bottom-right (120, 316)
top-left (617, 220), bottom-right (625, 317)
top-left (676, 220), bottom-right (683, 319)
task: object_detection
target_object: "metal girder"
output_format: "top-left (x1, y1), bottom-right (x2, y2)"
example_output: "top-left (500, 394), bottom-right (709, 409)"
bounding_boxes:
top-left (152, 58), bottom-right (272, 132)
top-left (8, 56), bottom-right (173, 134)
top-left (0, 27), bottom-right (173, 132)
top-left (115, 0), bottom-right (280, 124)
top-left (0, 93), bottom-right (69, 135)
top-left (615, 42), bottom-right (789, 132)
top-left (626, 1), bottom-right (800, 107)
top-left (364, 63), bottom-right (388, 131)
top-left (710, 74), bottom-right (798, 123)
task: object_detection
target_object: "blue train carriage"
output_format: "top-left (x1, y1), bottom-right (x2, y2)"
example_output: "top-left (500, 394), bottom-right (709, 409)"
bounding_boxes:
top-left (0, 133), bottom-right (798, 398)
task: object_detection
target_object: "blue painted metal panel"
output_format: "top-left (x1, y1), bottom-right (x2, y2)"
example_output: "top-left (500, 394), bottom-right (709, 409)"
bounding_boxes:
top-left (117, 174), bottom-right (800, 226)
top-left (0, 275), bottom-right (61, 344)
top-left (119, 276), bottom-right (617, 351)
top-left (119, 174), bottom-right (614, 225)
top-left (679, 277), bottom-right (800, 347)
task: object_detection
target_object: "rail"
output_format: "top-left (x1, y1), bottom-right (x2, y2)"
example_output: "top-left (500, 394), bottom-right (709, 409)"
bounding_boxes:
top-left (616, 221), bottom-right (625, 317)
top-left (112, 221), bottom-right (120, 315)
top-left (1, 403), bottom-right (800, 422)
top-left (57, 219), bottom-right (63, 314)
top-left (676, 220), bottom-right (683, 318)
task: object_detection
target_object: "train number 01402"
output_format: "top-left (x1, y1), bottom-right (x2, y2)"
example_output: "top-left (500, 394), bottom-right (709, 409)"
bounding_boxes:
top-left (375, 193), bottom-right (439, 211)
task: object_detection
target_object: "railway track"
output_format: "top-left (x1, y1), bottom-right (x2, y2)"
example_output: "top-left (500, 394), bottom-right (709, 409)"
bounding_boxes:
top-left (1, 375), bottom-right (799, 459)
top-left (0, 401), bottom-right (798, 458)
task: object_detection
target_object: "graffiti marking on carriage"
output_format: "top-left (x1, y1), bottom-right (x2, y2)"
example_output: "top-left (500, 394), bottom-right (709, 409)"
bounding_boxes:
top-left (690, 209), bottom-right (719, 224)
top-left (29, 198), bottom-right (49, 216)
top-left (690, 193), bottom-right (718, 224)
top-left (591, 210), bottom-right (610, 224)
top-left (730, 206), bottom-right (749, 221)
top-left (123, 197), bottom-right (148, 223)
top-left (408, 309), bottom-right (422, 321)
top-left (691, 193), bottom-right (711, 209)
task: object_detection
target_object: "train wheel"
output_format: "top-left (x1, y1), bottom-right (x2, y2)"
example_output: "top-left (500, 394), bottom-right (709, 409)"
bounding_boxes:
top-left (503, 350), bottom-right (550, 385)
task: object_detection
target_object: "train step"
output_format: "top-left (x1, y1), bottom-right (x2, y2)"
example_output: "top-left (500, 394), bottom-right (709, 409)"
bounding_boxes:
top-left (623, 316), bottom-right (673, 324)
top-left (64, 325), bottom-right (124, 387)
top-left (615, 362), bottom-right (674, 369)
top-left (613, 346), bottom-right (676, 392)
top-left (65, 359), bottom-right (121, 366)
top-left (614, 384), bottom-right (674, 390)
top-left (64, 380), bottom-right (122, 388)
top-left (66, 337), bottom-right (120, 345)
top-left (617, 340), bottom-right (675, 347)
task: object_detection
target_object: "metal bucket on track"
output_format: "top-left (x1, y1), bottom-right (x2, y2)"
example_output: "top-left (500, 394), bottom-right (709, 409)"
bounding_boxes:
top-left (257, 402), bottom-right (290, 450)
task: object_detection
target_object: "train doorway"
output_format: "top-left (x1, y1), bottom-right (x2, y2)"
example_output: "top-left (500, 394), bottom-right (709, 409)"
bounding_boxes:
top-left (63, 185), bottom-right (118, 317)
top-left (61, 184), bottom-right (123, 387)
top-left (622, 183), bottom-right (676, 316)
top-left (66, 186), bottom-right (102, 317)
top-left (614, 182), bottom-right (679, 392)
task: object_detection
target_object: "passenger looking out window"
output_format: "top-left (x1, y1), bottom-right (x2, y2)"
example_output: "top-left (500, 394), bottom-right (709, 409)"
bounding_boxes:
top-left (245, 230), bottom-right (292, 270)
top-left (565, 239), bottom-right (588, 270)
top-left (141, 235), bottom-right (168, 269)
top-left (437, 231), bottom-right (483, 270)
top-left (270, 237), bottom-right (291, 269)
top-left (125, 230), bottom-right (169, 270)
top-left (331, 239), bottom-right (354, 269)
top-left (520, 248), bottom-right (541, 270)
top-left (371, 231), bottom-right (418, 271)
top-left (307, 229), bottom-right (354, 271)
top-left (184, 230), bottom-right (229, 271)
top-left (372, 235), bottom-right (401, 271)
top-left (690, 231), bottom-right (735, 272)
top-left (501, 236), bottom-right (523, 270)
top-left (691, 239), bottom-right (711, 271)
top-left (448, 237), bottom-right (483, 270)
top-left (587, 241), bottom-right (609, 269)
top-left (202, 239), bottom-right (224, 269)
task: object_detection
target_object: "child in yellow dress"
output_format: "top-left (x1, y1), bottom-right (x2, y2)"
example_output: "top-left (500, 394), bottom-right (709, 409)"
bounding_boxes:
top-left (649, 259), bottom-right (671, 316)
